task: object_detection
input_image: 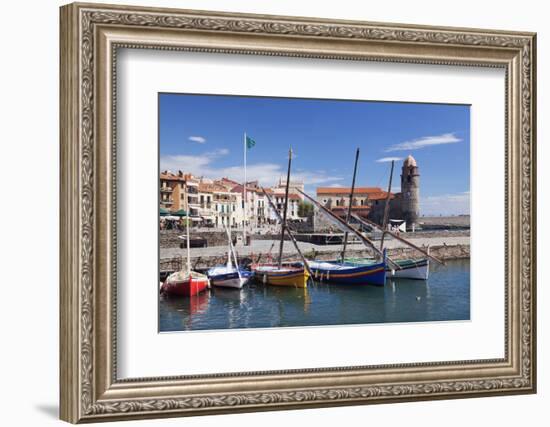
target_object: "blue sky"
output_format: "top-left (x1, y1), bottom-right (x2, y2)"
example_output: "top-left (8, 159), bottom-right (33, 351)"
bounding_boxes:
top-left (159, 93), bottom-right (470, 216)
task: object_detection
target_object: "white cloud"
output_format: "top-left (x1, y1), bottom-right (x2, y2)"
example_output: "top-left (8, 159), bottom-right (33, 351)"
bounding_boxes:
top-left (386, 133), bottom-right (462, 152)
top-left (160, 150), bottom-right (343, 187)
top-left (376, 157), bottom-right (403, 163)
top-left (292, 171), bottom-right (344, 186)
top-left (420, 191), bottom-right (470, 216)
top-left (188, 136), bottom-right (206, 144)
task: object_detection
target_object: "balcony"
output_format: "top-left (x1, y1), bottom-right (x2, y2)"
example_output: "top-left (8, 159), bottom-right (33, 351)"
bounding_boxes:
top-left (161, 199), bottom-right (174, 206)
top-left (160, 186), bottom-right (172, 193)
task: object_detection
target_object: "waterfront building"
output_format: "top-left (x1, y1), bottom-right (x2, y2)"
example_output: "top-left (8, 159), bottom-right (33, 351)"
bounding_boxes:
top-left (159, 171), bottom-right (186, 211)
top-left (183, 174), bottom-right (201, 223)
top-left (274, 177), bottom-right (305, 201)
top-left (271, 193), bottom-right (301, 221)
top-left (314, 155), bottom-right (420, 231)
top-left (229, 181), bottom-right (270, 228)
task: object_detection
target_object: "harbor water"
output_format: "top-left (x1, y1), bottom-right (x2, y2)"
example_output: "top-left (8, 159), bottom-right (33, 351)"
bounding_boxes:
top-left (159, 259), bottom-right (470, 332)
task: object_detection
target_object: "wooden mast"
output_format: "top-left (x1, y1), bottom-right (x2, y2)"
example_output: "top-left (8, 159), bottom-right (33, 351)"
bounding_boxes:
top-left (341, 148), bottom-right (360, 263)
top-left (262, 188), bottom-right (313, 277)
top-left (278, 148), bottom-right (293, 269)
top-left (297, 189), bottom-right (401, 270)
top-left (379, 160), bottom-right (395, 250)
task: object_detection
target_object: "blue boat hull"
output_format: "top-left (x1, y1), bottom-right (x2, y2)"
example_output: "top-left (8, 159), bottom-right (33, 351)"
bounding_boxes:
top-left (309, 261), bottom-right (386, 286)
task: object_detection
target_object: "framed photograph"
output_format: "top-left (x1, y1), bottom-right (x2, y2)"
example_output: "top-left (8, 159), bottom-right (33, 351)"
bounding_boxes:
top-left (60, 2), bottom-right (537, 423)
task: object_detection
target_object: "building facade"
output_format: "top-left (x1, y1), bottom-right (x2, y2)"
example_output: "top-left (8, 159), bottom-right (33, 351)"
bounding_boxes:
top-left (314, 155), bottom-right (420, 231)
top-left (159, 156), bottom-right (422, 231)
top-left (160, 172), bottom-right (185, 211)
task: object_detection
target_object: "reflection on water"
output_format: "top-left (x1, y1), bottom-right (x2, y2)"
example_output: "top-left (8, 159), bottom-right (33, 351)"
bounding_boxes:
top-left (159, 259), bottom-right (470, 332)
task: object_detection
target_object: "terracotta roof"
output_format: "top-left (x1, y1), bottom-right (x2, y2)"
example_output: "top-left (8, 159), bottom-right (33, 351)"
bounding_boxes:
top-left (230, 184), bottom-right (266, 194)
top-left (331, 205), bottom-right (372, 212)
top-left (160, 172), bottom-right (186, 182)
top-left (198, 182), bottom-right (228, 193)
top-left (220, 177), bottom-right (239, 185)
top-left (316, 187), bottom-right (384, 195)
top-left (368, 192), bottom-right (395, 201)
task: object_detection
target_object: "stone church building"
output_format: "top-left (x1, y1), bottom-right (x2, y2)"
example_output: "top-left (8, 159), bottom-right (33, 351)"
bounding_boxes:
top-left (314, 155), bottom-right (420, 231)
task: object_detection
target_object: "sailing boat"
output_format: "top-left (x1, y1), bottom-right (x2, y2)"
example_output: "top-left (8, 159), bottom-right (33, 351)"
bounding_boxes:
top-left (207, 224), bottom-right (253, 289)
top-left (161, 209), bottom-right (209, 297)
top-left (304, 149), bottom-right (388, 286)
top-left (250, 148), bottom-right (310, 288)
top-left (344, 160), bottom-right (441, 280)
top-left (349, 213), bottom-right (436, 280)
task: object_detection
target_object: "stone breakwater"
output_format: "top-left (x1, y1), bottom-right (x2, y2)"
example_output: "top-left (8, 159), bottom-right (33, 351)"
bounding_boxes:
top-left (160, 236), bottom-right (470, 273)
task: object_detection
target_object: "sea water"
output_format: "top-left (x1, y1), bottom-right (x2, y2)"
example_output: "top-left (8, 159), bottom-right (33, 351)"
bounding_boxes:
top-left (159, 259), bottom-right (470, 332)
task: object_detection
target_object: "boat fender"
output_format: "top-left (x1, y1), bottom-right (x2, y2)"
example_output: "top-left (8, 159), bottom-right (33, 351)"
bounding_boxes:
top-left (263, 273), bottom-right (267, 284)
top-left (327, 270), bottom-right (330, 281)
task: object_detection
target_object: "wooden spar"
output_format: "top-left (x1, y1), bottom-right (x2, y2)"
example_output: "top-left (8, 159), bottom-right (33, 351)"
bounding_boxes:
top-left (379, 160), bottom-right (394, 251)
top-left (278, 148), bottom-right (293, 269)
top-left (262, 187), bottom-right (313, 277)
top-left (350, 213), bottom-right (445, 265)
top-left (341, 148), bottom-right (360, 262)
top-left (297, 189), bottom-right (401, 270)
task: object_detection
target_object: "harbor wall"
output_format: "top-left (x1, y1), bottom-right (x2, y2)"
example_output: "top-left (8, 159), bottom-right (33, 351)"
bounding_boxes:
top-left (160, 242), bottom-right (470, 273)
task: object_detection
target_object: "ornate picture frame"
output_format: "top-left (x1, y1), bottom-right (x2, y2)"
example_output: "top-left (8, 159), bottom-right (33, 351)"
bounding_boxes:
top-left (60, 2), bottom-right (536, 423)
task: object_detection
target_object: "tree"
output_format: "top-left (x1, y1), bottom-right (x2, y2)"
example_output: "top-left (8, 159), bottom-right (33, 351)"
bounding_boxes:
top-left (298, 201), bottom-right (314, 218)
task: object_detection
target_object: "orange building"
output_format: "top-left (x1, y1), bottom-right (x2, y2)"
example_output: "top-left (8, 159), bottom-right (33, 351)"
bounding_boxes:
top-left (160, 171), bottom-right (186, 211)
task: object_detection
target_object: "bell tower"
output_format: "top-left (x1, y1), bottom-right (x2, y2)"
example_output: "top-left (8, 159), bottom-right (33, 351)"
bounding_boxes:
top-left (401, 155), bottom-right (420, 229)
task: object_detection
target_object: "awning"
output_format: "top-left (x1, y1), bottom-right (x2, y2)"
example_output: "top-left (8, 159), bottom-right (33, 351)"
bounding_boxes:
top-left (159, 207), bottom-right (170, 216)
top-left (172, 209), bottom-right (189, 217)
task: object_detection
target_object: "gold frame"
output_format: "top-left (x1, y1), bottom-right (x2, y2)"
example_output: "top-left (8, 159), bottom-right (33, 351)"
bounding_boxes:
top-left (60, 2), bottom-right (537, 423)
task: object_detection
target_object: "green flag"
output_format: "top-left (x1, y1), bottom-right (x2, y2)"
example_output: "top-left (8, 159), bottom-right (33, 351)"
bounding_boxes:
top-left (246, 135), bottom-right (256, 149)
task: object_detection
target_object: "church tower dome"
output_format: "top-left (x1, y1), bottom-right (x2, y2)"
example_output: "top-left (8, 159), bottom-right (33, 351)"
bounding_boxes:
top-left (404, 154), bottom-right (417, 167)
top-left (400, 154), bottom-right (420, 229)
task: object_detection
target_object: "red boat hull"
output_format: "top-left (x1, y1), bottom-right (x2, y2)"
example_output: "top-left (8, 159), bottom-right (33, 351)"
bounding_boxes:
top-left (161, 277), bottom-right (208, 297)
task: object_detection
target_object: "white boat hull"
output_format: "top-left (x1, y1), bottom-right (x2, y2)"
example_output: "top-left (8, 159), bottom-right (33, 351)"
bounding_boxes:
top-left (211, 277), bottom-right (248, 289)
top-left (389, 262), bottom-right (429, 280)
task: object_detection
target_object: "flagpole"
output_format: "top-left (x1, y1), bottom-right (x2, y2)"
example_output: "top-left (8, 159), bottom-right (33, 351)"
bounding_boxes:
top-left (243, 132), bottom-right (247, 244)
